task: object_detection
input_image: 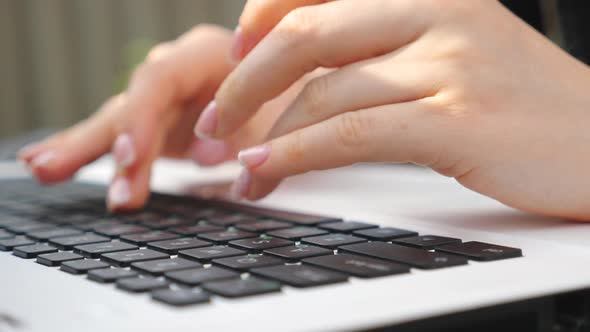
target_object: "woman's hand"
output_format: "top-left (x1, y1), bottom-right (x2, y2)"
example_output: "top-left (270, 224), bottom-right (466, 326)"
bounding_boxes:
top-left (197, 0), bottom-right (590, 220)
top-left (18, 25), bottom-right (296, 212)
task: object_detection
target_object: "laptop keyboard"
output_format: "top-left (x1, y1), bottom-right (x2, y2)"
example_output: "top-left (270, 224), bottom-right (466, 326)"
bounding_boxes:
top-left (0, 179), bottom-right (523, 306)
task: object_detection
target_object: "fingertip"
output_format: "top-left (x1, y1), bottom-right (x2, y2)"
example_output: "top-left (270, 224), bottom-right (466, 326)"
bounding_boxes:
top-left (17, 142), bottom-right (44, 163)
top-left (26, 150), bottom-right (74, 184)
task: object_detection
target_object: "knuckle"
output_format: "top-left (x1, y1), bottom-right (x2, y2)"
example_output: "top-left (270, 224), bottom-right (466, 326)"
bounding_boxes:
top-left (275, 7), bottom-right (319, 46)
top-left (284, 130), bottom-right (306, 163)
top-left (132, 56), bottom-right (171, 87)
top-left (334, 112), bottom-right (373, 148)
top-left (300, 76), bottom-right (329, 118)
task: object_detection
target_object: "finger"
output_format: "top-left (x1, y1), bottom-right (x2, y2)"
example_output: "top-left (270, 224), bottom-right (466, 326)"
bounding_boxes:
top-left (234, 0), bottom-right (330, 60)
top-left (202, 0), bottom-right (433, 139)
top-left (236, 100), bottom-right (442, 200)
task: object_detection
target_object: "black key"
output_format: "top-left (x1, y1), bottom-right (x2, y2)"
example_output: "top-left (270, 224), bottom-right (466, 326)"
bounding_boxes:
top-left (165, 267), bottom-right (239, 286)
top-left (141, 217), bottom-right (191, 229)
top-left (202, 278), bottom-right (281, 298)
top-left (250, 209), bottom-right (340, 226)
top-left (169, 224), bottom-right (224, 236)
top-left (318, 221), bottom-right (378, 233)
top-left (147, 238), bottom-right (211, 254)
top-left (37, 251), bottom-right (83, 266)
top-left (101, 249), bottom-right (169, 267)
top-left (152, 288), bottom-right (210, 306)
top-left (72, 220), bottom-right (122, 231)
top-left (229, 237), bottom-right (293, 252)
top-left (179, 246), bottom-right (245, 263)
top-left (235, 220), bottom-right (292, 233)
top-left (340, 242), bottom-right (468, 269)
top-left (353, 227), bottom-right (418, 241)
top-left (303, 254), bottom-right (409, 278)
top-left (75, 241), bottom-right (138, 258)
top-left (198, 230), bottom-right (257, 244)
top-left (264, 244), bottom-right (333, 262)
top-left (95, 224), bottom-right (150, 238)
top-left (251, 265), bottom-right (347, 288)
top-left (49, 234), bottom-right (110, 250)
top-left (120, 231), bottom-right (179, 246)
top-left (436, 241), bottom-right (523, 261)
top-left (26, 227), bottom-right (83, 241)
top-left (301, 234), bottom-right (366, 249)
top-left (213, 254), bottom-right (286, 271)
top-left (87, 268), bottom-right (139, 283)
top-left (61, 259), bottom-right (110, 274)
top-left (132, 257), bottom-right (201, 275)
top-left (116, 277), bottom-right (168, 293)
top-left (266, 227), bottom-right (328, 240)
top-left (13, 243), bottom-right (58, 258)
top-left (0, 236), bottom-right (36, 251)
top-left (207, 214), bottom-right (259, 226)
top-left (0, 230), bottom-right (14, 240)
top-left (392, 235), bottom-right (461, 250)
top-left (6, 221), bottom-right (53, 234)
top-left (0, 217), bottom-right (28, 228)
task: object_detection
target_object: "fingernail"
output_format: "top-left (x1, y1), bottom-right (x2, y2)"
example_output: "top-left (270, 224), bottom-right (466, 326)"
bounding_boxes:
top-left (194, 101), bottom-right (218, 139)
top-left (238, 144), bottom-right (270, 169)
top-left (108, 177), bottom-right (131, 209)
top-left (230, 26), bottom-right (244, 63)
top-left (190, 139), bottom-right (231, 166)
top-left (113, 133), bottom-right (136, 169)
top-left (30, 150), bottom-right (56, 168)
top-left (230, 168), bottom-right (252, 200)
top-left (17, 142), bottom-right (41, 160)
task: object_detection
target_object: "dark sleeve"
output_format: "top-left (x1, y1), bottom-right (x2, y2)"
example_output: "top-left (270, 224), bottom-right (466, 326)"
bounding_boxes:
top-left (558, 1), bottom-right (590, 65)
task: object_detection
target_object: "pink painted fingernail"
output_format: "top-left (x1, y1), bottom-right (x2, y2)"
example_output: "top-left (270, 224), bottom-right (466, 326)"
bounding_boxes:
top-left (194, 101), bottom-right (218, 139)
top-left (113, 133), bottom-right (136, 169)
top-left (108, 177), bottom-right (131, 209)
top-left (190, 139), bottom-right (231, 166)
top-left (238, 144), bottom-right (270, 169)
top-left (30, 150), bottom-right (56, 168)
top-left (230, 168), bottom-right (252, 200)
top-left (17, 142), bottom-right (41, 160)
top-left (230, 26), bottom-right (244, 63)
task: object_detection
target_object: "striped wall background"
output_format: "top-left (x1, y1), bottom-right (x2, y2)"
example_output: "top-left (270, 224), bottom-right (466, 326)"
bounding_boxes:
top-left (0, 0), bottom-right (245, 138)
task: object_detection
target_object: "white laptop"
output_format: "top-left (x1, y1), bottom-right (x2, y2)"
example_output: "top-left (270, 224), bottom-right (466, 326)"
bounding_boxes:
top-left (1, 158), bottom-right (590, 332)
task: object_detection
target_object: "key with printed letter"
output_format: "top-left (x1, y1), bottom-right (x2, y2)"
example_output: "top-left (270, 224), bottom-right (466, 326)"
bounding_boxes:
top-left (251, 265), bottom-right (347, 288)
top-left (213, 254), bottom-right (286, 271)
top-left (436, 241), bottom-right (522, 261)
top-left (179, 246), bottom-right (245, 263)
top-left (131, 257), bottom-right (201, 275)
top-left (74, 241), bottom-right (138, 258)
top-left (229, 237), bottom-right (293, 252)
top-left (147, 238), bottom-right (212, 254)
top-left (303, 254), bottom-right (410, 278)
top-left (301, 234), bottom-right (366, 249)
top-left (264, 244), bottom-right (333, 262)
top-left (101, 249), bottom-right (169, 267)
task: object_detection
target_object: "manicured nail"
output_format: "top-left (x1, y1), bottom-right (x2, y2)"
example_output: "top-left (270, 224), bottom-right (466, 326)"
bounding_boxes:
top-left (108, 177), bottom-right (131, 209)
top-left (230, 26), bottom-right (244, 63)
top-left (190, 139), bottom-right (230, 166)
top-left (194, 101), bottom-right (218, 139)
top-left (113, 133), bottom-right (136, 169)
top-left (238, 144), bottom-right (270, 169)
top-left (230, 168), bottom-right (252, 200)
top-left (30, 150), bottom-right (56, 168)
top-left (17, 142), bottom-right (41, 160)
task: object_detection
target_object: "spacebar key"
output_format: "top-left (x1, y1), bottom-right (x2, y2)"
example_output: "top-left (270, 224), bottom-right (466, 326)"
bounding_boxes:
top-left (340, 242), bottom-right (467, 269)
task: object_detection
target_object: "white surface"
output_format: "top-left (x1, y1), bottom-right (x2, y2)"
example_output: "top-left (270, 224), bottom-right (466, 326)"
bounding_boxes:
top-left (3, 159), bottom-right (590, 332)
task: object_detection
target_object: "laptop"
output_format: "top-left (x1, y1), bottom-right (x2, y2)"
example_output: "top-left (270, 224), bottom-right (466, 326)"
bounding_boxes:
top-left (1, 157), bottom-right (590, 332)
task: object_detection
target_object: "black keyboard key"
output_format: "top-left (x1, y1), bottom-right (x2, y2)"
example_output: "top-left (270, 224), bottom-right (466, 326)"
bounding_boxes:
top-left (169, 223), bottom-right (224, 236)
top-left (340, 242), bottom-right (468, 269)
top-left (152, 288), bottom-right (210, 306)
top-left (0, 217), bottom-right (27, 228)
top-left (213, 254), bottom-right (286, 271)
top-left (101, 249), bottom-right (169, 267)
top-left (49, 234), bottom-right (110, 250)
top-left (165, 267), bottom-right (239, 286)
top-left (198, 230), bottom-right (257, 244)
top-left (202, 278), bottom-right (281, 298)
top-left (120, 231), bottom-right (179, 246)
top-left (319, 221), bottom-right (378, 233)
top-left (235, 220), bottom-right (292, 233)
top-left (6, 221), bottom-right (53, 234)
top-left (301, 234), bottom-right (366, 249)
top-left (0, 230), bottom-right (14, 240)
top-left (251, 265), bottom-right (347, 288)
top-left (95, 224), bottom-right (150, 238)
top-left (132, 257), bottom-right (201, 275)
top-left (116, 277), bottom-right (168, 293)
top-left (13, 243), bottom-right (58, 258)
top-left (353, 227), bottom-right (418, 241)
top-left (179, 246), bottom-right (245, 263)
top-left (264, 244), bottom-right (333, 262)
top-left (266, 227), bottom-right (328, 240)
top-left (37, 251), bottom-right (83, 266)
top-left (393, 235), bottom-right (461, 250)
top-left (61, 259), bottom-right (110, 274)
top-left (303, 254), bottom-right (409, 278)
top-left (207, 214), bottom-right (259, 226)
top-left (229, 237), bottom-right (293, 252)
top-left (72, 220), bottom-right (122, 231)
top-left (250, 209), bottom-right (340, 226)
top-left (26, 227), bottom-right (83, 241)
top-left (0, 236), bottom-right (36, 251)
top-left (74, 241), bottom-right (138, 258)
top-left (147, 238), bottom-right (211, 254)
top-left (141, 217), bottom-right (191, 229)
top-left (436, 241), bottom-right (523, 261)
top-left (87, 268), bottom-right (139, 283)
